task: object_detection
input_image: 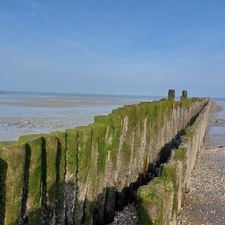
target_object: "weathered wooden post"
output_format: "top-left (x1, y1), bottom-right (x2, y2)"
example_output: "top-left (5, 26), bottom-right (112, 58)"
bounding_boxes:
top-left (168, 89), bottom-right (175, 101)
top-left (181, 90), bottom-right (188, 100)
top-left (182, 90), bottom-right (188, 99)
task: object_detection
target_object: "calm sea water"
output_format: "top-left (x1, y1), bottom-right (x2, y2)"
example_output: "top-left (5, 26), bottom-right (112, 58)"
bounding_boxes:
top-left (208, 98), bottom-right (225, 147)
top-left (0, 92), bottom-right (161, 141)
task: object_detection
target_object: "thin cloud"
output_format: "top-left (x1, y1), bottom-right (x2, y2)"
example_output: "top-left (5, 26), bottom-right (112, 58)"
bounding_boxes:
top-left (216, 53), bottom-right (225, 60)
top-left (63, 39), bottom-right (95, 57)
top-left (43, 14), bottom-right (49, 19)
top-left (31, 2), bottom-right (40, 9)
top-left (28, 12), bottom-right (36, 16)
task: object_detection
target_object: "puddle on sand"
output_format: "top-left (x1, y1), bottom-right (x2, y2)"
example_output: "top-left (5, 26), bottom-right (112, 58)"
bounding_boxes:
top-left (207, 98), bottom-right (225, 147)
top-left (209, 126), bottom-right (225, 136)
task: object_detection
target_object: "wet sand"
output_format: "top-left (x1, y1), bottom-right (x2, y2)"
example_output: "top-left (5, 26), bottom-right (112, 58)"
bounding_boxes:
top-left (0, 92), bottom-right (158, 141)
top-left (177, 101), bottom-right (225, 225)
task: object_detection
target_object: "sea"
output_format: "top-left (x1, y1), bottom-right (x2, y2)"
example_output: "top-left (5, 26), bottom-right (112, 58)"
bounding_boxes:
top-left (0, 91), bottom-right (161, 141)
top-left (208, 98), bottom-right (225, 147)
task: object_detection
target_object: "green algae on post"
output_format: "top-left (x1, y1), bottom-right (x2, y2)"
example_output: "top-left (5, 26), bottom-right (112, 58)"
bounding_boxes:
top-left (0, 92), bottom-right (209, 225)
top-left (0, 142), bottom-right (26, 225)
top-left (24, 137), bottom-right (43, 225)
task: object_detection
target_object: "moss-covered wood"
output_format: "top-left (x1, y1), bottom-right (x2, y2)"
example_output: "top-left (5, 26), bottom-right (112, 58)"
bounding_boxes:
top-left (0, 96), bottom-right (208, 225)
top-left (137, 100), bottom-right (210, 225)
top-left (0, 143), bottom-right (26, 225)
top-left (23, 136), bottom-right (43, 225)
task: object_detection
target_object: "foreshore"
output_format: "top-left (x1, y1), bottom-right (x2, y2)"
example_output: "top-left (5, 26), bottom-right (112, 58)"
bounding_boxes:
top-left (1, 95), bottom-right (224, 224)
top-left (0, 92), bottom-right (155, 141)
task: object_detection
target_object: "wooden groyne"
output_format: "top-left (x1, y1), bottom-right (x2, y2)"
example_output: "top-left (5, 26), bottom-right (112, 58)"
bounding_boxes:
top-left (0, 90), bottom-right (210, 225)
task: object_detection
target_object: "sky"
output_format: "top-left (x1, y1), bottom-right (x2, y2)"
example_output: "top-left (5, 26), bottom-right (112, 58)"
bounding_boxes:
top-left (0, 1), bottom-right (225, 97)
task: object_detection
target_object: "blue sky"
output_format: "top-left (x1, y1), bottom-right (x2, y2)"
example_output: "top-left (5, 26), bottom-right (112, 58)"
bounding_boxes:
top-left (0, 1), bottom-right (225, 97)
